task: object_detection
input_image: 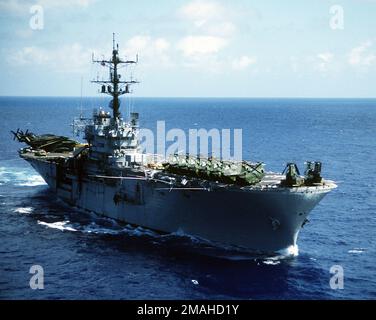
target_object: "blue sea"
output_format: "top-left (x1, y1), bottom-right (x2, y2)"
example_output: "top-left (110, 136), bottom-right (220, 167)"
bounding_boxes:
top-left (0, 97), bottom-right (375, 300)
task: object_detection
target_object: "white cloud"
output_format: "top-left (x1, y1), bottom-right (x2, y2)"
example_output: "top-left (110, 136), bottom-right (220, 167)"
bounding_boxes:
top-left (154, 38), bottom-right (171, 53)
top-left (317, 52), bottom-right (334, 72)
top-left (9, 43), bottom-right (93, 73)
top-left (179, 0), bottom-right (225, 27)
top-left (0, 0), bottom-right (95, 14)
top-left (289, 54), bottom-right (339, 75)
top-left (124, 36), bottom-right (171, 55)
top-left (11, 46), bottom-right (49, 65)
top-left (179, 0), bottom-right (236, 37)
top-left (176, 0), bottom-right (246, 71)
top-left (38, 0), bottom-right (95, 7)
top-left (232, 56), bottom-right (257, 70)
top-left (8, 36), bottom-right (172, 74)
top-left (205, 21), bottom-right (236, 37)
top-left (0, 0), bottom-right (25, 14)
top-left (124, 36), bottom-right (150, 55)
top-left (348, 41), bottom-right (376, 67)
top-left (123, 36), bottom-right (172, 67)
top-left (178, 36), bottom-right (228, 57)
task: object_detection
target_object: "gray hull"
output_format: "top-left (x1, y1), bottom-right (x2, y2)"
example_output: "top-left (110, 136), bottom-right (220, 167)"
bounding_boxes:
top-left (27, 157), bottom-right (333, 253)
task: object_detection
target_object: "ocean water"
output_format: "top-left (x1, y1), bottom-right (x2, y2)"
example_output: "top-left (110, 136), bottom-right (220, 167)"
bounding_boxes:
top-left (0, 97), bottom-right (375, 300)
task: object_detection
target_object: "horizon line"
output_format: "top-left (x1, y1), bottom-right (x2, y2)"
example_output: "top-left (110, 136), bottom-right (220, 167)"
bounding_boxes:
top-left (0, 95), bottom-right (376, 100)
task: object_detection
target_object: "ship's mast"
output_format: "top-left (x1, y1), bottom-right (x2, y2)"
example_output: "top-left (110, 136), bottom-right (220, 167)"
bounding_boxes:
top-left (92, 33), bottom-right (138, 119)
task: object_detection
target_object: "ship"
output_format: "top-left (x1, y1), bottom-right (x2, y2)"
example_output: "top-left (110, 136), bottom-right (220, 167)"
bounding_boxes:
top-left (13, 35), bottom-right (337, 254)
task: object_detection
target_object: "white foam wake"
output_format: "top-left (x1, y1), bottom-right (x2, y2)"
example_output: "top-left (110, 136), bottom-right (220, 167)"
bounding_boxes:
top-left (259, 246), bottom-right (299, 265)
top-left (262, 260), bottom-right (281, 265)
top-left (38, 221), bottom-right (77, 232)
top-left (16, 175), bottom-right (47, 187)
top-left (14, 207), bottom-right (34, 214)
top-left (36, 218), bottom-right (154, 237)
top-left (277, 244), bottom-right (299, 257)
top-left (0, 166), bottom-right (47, 187)
top-left (81, 222), bottom-right (123, 235)
top-left (348, 248), bottom-right (365, 254)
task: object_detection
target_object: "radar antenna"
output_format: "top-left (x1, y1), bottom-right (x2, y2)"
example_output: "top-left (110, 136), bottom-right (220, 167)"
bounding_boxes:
top-left (91, 33), bottom-right (139, 119)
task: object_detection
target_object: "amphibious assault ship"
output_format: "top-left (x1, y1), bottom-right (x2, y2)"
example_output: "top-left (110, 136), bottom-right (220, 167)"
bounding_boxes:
top-left (13, 36), bottom-right (337, 254)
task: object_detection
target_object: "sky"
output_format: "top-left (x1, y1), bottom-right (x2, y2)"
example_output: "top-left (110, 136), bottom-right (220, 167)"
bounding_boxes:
top-left (0, 0), bottom-right (375, 97)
